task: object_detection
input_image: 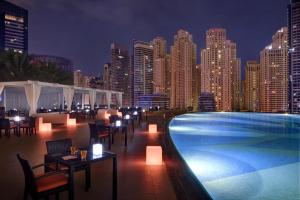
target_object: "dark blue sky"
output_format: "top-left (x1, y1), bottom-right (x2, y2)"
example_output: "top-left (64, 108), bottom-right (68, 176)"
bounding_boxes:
top-left (12, 0), bottom-right (290, 78)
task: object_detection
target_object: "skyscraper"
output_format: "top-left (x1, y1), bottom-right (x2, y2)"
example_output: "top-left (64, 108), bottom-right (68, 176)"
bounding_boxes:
top-left (200, 28), bottom-right (241, 111)
top-left (0, 0), bottom-right (28, 52)
top-left (133, 40), bottom-right (153, 106)
top-left (103, 63), bottom-right (111, 90)
top-left (244, 61), bottom-right (260, 112)
top-left (260, 28), bottom-right (288, 113)
top-left (170, 29), bottom-right (196, 109)
top-left (110, 43), bottom-right (131, 106)
top-left (288, 0), bottom-right (300, 114)
top-left (151, 37), bottom-right (167, 93)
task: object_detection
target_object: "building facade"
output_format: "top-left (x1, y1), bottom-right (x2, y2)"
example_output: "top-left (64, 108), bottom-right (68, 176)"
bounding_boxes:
top-left (133, 40), bottom-right (153, 106)
top-left (74, 70), bottom-right (89, 88)
top-left (151, 37), bottom-right (167, 94)
top-left (103, 63), bottom-right (111, 90)
top-left (138, 93), bottom-right (170, 110)
top-left (288, 0), bottom-right (300, 114)
top-left (0, 0), bottom-right (28, 53)
top-left (170, 29), bottom-right (197, 109)
top-left (110, 43), bottom-right (131, 106)
top-left (244, 61), bottom-right (260, 112)
top-left (198, 92), bottom-right (216, 112)
top-left (200, 28), bottom-right (241, 111)
top-left (260, 28), bottom-right (289, 113)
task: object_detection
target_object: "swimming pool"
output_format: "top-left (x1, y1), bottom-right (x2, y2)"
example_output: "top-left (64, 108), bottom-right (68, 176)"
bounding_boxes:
top-left (169, 112), bottom-right (300, 200)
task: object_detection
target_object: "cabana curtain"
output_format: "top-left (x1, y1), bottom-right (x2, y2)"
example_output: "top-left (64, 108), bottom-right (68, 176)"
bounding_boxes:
top-left (24, 83), bottom-right (41, 116)
top-left (63, 88), bottom-right (74, 111)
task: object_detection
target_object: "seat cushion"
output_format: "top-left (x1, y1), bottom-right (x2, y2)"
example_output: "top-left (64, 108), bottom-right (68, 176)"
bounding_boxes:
top-left (36, 173), bottom-right (68, 192)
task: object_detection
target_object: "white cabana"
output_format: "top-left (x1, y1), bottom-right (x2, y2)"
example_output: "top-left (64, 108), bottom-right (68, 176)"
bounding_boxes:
top-left (0, 80), bottom-right (122, 115)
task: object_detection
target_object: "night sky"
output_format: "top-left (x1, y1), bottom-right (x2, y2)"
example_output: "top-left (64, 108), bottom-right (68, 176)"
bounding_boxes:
top-left (11, 0), bottom-right (290, 78)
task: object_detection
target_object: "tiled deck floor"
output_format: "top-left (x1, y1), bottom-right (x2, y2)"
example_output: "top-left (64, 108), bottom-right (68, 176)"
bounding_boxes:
top-left (0, 116), bottom-right (176, 200)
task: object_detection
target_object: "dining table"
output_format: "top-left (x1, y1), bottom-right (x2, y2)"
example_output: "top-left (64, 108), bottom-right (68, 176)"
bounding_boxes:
top-left (47, 150), bottom-right (117, 200)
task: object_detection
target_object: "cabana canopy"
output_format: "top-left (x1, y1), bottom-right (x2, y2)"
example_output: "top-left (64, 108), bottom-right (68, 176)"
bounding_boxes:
top-left (0, 80), bottom-right (122, 115)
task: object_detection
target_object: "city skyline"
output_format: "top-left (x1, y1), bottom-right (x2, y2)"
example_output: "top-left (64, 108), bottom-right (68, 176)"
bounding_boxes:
top-left (10, 0), bottom-right (289, 77)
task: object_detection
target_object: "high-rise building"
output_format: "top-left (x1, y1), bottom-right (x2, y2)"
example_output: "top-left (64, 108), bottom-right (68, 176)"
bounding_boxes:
top-left (260, 28), bottom-right (288, 113)
top-left (170, 29), bottom-right (196, 109)
top-left (0, 0), bottom-right (28, 52)
top-left (110, 43), bottom-right (131, 106)
top-left (74, 70), bottom-right (89, 88)
top-left (151, 37), bottom-right (167, 93)
top-left (198, 92), bottom-right (216, 112)
top-left (244, 61), bottom-right (260, 112)
top-left (200, 28), bottom-right (241, 111)
top-left (165, 54), bottom-right (171, 97)
top-left (133, 40), bottom-right (153, 106)
top-left (288, 0), bottom-right (300, 114)
top-left (103, 63), bottom-right (111, 90)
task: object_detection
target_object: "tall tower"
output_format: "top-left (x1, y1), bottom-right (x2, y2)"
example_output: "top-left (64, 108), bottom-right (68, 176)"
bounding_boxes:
top-left (288, 0), bottom-right (300, 114)
top-left (0, 0), bottom-right (28, 52)
top-left (200, 28), bottom-right (241, 111)
top-left (260, 28), bottom-right (288, 113)
top-left (110, 43), bottom-right (131, 106)
top-left (151, 37), bottom-right (167, 93)
top-left (133, 40), bottom-right (153, 106)
top-left (244, 61), bottom-right (260, 112)
top-left (170, 29), bottom-right (196, 109)
top-left (103, 63), bottom-right (111, 90)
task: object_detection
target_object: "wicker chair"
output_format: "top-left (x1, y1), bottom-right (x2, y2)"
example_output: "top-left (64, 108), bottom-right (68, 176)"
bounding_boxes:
top-left (17, 154), bottom-right (70, 200)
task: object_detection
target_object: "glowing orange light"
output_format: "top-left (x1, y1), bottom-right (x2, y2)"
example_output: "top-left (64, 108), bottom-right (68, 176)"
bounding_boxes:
top-left (146, 146), bottom-right (162, 165)
top-left (148, 124), bottom-right (157, 133)
top-left (38, 117), bottom-right (52, 131)
top-left (67, 118), bottom-right (76, 126)
top-left (117, 111), bottom-right (122, 117)
top-left (105, 112), bottom-right (111, 119)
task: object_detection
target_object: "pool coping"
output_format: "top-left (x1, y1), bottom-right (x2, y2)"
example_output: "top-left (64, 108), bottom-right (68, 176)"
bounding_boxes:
top-left (161, 112), bottom-right (213, 200)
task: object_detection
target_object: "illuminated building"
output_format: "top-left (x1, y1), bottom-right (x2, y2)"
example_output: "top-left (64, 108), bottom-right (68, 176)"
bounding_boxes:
top-left (170, 29), bottom-right (196, 109)
top-left (244, 61), bottom-right (260, 112)
top-left (0, 0), bottom-right (28, 52)
top-left (198, 92), bottom-right (216, 112)
top-left (288, 0), bottom-right (300, 113)
top-left (110, 43), bottom-right (131, 106)
top-left (260, 27), bottom-right (288, 112)
top-left (200, 28), bottom-right (241, 111)
top-left (133, 40), bottom-right (153, 106)
top-left (151, 37), bottom-right (167, 94)
top-left (103, 63), bottom-right (111, 90)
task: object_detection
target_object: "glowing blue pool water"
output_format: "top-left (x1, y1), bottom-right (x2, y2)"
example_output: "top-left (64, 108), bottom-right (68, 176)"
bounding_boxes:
top-left (169, 112), bottom-right (300, 200)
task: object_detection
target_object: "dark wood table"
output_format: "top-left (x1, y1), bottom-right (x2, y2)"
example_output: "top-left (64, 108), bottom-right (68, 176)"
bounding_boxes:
top-left (49, 151), bottom-right (117, 200)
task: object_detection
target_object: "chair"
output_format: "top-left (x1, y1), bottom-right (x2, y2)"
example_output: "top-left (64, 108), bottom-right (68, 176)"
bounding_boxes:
top-left (88, 123), bottom-right (111, 149)
top-left (44, 138), bottom-right (91, 191)
top-left (0, 118), bottom-right (18, 137)
top-left (44, 138), bottom-right (72, 172)
top-left (109, 115), bottom-right (120, 124)
top-left (20, 117), bottom-right (37, 136)
top-left (17, 154), bottom-right (70, 200)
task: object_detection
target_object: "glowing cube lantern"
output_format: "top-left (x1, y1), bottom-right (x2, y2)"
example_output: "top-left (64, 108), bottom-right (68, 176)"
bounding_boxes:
top-left (125, 114), bottom-right (130, 120)
top-left (133, 111), bottom-right (138, 115)
top-left (93, 143), bottom-right (103, 156)
top-left (14, 116), bottom-right (21, 122)
top-left (67, 118), bottom-right (76, 126)
top-left (38, 117), bottom-right (52, 132)
top-left (115, 120), bottom-right (122, 127)
top-left (146, 146), bottom-right (162, 165)
top-left (40, 123), bottom-right (52, 131)
top-left (148, 124), bottom-right (157, 133)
